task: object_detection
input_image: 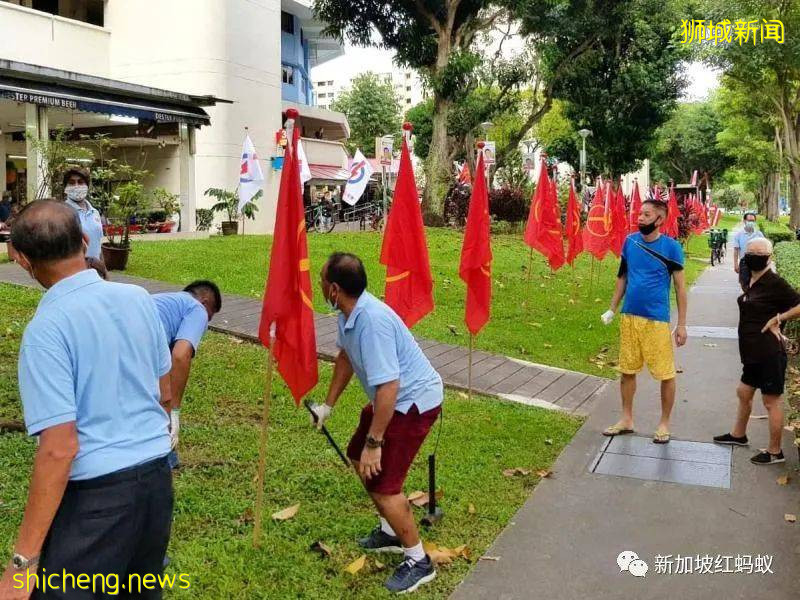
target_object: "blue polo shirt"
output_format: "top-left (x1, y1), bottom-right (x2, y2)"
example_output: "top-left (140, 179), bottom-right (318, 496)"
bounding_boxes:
top-left (734, 228), bottom-right (765, 255)
top-left (17, 270), bottom-right (172, 480)
top-left (619, 232), bottom-right (684, 323)
top-left (66, 198), bottom-right (104, 259)
top-left (336, 291), bottom-right (443, 414)
top-left (152, 292), bottom-right (209, 353)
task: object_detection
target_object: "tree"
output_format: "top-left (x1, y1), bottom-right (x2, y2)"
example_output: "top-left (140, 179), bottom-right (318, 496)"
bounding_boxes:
top-left (331, 72), bottom-right (401, 156)
top-left (703, 0), bottom-right (800, 225)
top-left (651, 99), bottom-right (732, 184)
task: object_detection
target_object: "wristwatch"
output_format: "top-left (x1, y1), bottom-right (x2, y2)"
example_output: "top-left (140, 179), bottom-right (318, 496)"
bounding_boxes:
top-left (365, 435), bottom-right (385, 449)
top-left (11, 553), bottom-right (39, 570)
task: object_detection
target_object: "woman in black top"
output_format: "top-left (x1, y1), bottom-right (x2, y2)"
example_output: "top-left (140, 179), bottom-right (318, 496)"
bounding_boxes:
top-left (714, 237), bottom-right (800, 465)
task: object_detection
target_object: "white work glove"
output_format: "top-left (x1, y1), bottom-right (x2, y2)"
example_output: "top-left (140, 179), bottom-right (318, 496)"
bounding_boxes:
top-left (308, 403), bottom-right (332, 430)
top-left (170, 409), bottom-right (180, 449)
top-left (601, 310), bottom-right (615, 326)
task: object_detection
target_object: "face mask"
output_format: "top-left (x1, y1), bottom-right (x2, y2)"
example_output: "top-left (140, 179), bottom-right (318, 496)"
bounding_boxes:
top-left (743, 253), bottom-right (769, 272)
top-left (638, 219), bottom-right (659, 235)
top-left (744, 221), bottom-right (755, 233)
top-left (65, 184), bottom-right (88, 202)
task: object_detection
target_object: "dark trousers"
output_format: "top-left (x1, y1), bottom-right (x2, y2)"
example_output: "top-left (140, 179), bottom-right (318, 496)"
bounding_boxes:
top-left (33, 457), bottom-right (173, 599)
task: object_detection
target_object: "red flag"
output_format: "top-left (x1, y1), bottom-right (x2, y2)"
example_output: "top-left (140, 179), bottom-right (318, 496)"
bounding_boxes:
top-left (459, 145), bottom-right (492, 335)
top-left (663, 184), bottom-right (680, 238)
top-left (458, 162), bottom-right (472, 185)
top-left (524, 161), bottom-right (564, 270)
top-left (699, 198), bottom-right (710, 231)
top-left (628, 180), bottom-right (642, 232)
top-left (524, 159), bottom-right (549, 254)
top-left (258, 110), bottom-right (318, 404)
top-left (565, 177), bottom-right (583, 266)
top-left (609, 180), bottom-right (628, 257)
top-left (582, 183), bottom-right (611, 260)
top-left (380, 124), bottom-right (434, 328)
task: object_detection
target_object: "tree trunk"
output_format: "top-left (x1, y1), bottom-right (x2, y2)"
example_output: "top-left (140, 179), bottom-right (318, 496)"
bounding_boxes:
top-left (790, 163), bottom-right (800, 229)
top-left (766, 172), bottom-right (780, 221)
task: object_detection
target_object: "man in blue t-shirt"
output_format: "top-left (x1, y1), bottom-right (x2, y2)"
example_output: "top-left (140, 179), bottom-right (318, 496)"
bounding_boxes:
top-left (152, 281), bottom-right (221, 461)
top-left (601, 200), bottom-right (688, 444)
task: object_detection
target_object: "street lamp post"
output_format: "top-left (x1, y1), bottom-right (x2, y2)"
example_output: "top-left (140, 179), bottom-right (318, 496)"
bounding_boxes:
top-left (578, 128), bottom-right (592, 193)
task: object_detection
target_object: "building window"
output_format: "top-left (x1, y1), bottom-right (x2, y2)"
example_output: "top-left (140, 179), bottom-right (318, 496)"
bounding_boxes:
top-left (281, 11), bottom-right (294, 34)
top-left (328, 80), bottom-right (334, 86)
top-left (406, 73), bottom-right (411, 79)
top-left (406, 99), bottom-right (411, 104)
top-left (282, 65), bottom-right (295, 85)
top-left (406, 86), bottom-right (411, 92)
top-left (317, 81), bottom-right (326, 87)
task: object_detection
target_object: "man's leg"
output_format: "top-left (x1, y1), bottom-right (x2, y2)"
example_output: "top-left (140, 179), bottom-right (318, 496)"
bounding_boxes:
top-left (658, 377), bottom-right (676, 432)
top-left (620, 374), bottom-right (636, 428)
top-left (731, 383), bottom-right (756, 438)
top-left (762, 394), bottom-right (784, 455)
top-left (369, 492), bottom-right (419, 549)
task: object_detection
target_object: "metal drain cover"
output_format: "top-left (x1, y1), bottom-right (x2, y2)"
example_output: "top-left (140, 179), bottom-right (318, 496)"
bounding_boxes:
top-left (591, 436), bottom-right (732, 489)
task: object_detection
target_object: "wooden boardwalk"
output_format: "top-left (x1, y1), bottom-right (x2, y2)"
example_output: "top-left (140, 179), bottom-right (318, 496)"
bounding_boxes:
top-left (0, 263), bottom-right (608, 415)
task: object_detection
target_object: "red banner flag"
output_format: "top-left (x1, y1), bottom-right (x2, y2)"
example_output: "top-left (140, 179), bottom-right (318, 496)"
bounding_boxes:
top-left (582, 183), bottom-right (611, 260)
top-left (380, 123), bottom-right (434, 328)
top-left (524, 159), bottom-right (550, 255)
top-left (609, 180), bottom-right (628, 257)
top-left (628, 180), bottom-right (642, 232)
top-left (459, 144), bottom-right (492, 335)
top-left (458, 162), bottom-right (472, 186)
top-left (699, 197), bottom-right (710, 231)
top-left (258, 110), bottom-right (318, 404)
top-left (663, 184), bottom-right (680, 238)
top-left (565, 177), bottom-right (583, 266)
top-left (524, 161), bottom-right (564, 270)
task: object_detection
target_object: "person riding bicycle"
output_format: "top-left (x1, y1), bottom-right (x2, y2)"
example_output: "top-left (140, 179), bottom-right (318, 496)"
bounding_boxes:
top-left (733, 212), bottom-right (764, 290)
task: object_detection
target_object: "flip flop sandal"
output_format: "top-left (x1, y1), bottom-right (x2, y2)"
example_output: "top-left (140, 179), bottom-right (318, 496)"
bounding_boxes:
top-left (653, 429), bottom-right (671, 444)
top-left (603, 423), bottom-right (635, 437)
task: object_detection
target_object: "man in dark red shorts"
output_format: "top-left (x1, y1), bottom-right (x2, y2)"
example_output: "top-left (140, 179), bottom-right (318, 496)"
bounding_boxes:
top-left (310, 252), bottom-right (443, 594)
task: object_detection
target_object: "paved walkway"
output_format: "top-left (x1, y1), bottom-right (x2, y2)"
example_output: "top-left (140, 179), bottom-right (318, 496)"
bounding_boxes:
top-left (453, 245), bottom-right (799, 599)
top-left (0, 262), bottom-right (607, 414)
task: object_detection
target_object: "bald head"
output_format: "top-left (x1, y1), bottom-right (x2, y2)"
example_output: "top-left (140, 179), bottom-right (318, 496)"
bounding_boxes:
top-left (11, 200), bottom-right (84, 264)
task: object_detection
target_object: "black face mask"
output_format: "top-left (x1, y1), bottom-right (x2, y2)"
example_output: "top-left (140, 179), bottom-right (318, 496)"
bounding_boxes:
top-left (743, 253), bottom-right (769, 272)
top-left (638, 219), bottom-right (659, 235)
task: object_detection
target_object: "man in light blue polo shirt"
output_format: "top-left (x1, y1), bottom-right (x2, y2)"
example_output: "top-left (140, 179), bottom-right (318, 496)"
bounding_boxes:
top-left (0, 200), bottom-right (174, 599)
top-left (63, 167), bottom-right (104, 260)
top-left (733, 211), bottom-right (765, 290)
top-left (310, 252), bottom-right (442, 594)
top-left (152, 280), bottom-right (221, 465)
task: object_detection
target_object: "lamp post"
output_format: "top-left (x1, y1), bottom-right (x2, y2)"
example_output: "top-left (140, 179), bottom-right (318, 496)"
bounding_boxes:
top-left (578, 128), bottom-right (592, 193)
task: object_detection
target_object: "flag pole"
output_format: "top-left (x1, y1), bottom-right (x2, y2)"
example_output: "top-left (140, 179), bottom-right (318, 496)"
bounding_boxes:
top-left (252, 349), bottom-right (274, 548)
top-left (589, 256), bottom-right (596, 299)
top-left (527, 246), bottom-right (533, 283)
top-left (468, 333), bottom-right (474, 401)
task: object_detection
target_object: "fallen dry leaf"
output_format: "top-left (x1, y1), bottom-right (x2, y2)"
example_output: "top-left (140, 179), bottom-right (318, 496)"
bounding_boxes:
top-left (503, 467), bottom-right (532, 477)
top-left (568, 298), bottom-right (576, 305)
top-left (447, 325), bottom-right (459, 335)
top-left (344, 555), bottom-right (367, 575)
top-left (777, 474), bottom-right (790, 486)
top-left (453, 545), bottom-right (471, 560)
top-left (543, 343), bottom-right (553, 349)
top-left (408, 490), bottom-right (426, 504)
top-left (271, 503), bottom-right (300, 521)
top-left (544, 438), bottom-right (553, 445)
top-left (785, 514), bottom-right (796, 523)
top-left (528, 322), bottom-right (543, 328)
top-left (373, 560), bottom-right (385, 571)
top-left (231, 337), bottom-right (244, 344)
top-left (468, 503), bottom-right (476, 515)
top-left (310, 541), bottom-right (332, 558)
top-left (479, 556), bottom-right (500, 561)
top-left (409, 490), bottom-right (444, 507)
top-left (458, 392), bottom-right (468, 399)
top-left (703, 343), bottom-right (718, 348)
top-left (536, 469), bottom-right (553, 478)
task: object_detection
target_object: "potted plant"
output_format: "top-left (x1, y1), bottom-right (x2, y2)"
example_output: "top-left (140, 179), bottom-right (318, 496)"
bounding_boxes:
top-left (151, 187), bottom-right (181, 233)
top-left (101, 181), bottom-right (151, 270)
top-left (205, 187), bottom-right (240, 235)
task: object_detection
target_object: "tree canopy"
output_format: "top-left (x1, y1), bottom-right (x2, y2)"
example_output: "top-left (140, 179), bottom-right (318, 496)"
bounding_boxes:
top-left (331, 73), bottom-right (401, 157)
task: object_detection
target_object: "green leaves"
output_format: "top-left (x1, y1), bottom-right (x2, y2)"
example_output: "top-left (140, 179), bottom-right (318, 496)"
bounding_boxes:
top-left (331, 73), bottom-right (401, 157)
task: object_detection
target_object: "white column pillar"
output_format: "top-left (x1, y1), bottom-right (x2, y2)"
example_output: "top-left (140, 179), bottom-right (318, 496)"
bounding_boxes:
top-left (179, 122), bottom-right (197, 231)
top-left (24, 104), bottom-right (49, 201)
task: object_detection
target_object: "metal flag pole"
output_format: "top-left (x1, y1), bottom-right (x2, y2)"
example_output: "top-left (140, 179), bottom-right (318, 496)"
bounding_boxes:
top-left (468, 333), bottom-right (474, 401)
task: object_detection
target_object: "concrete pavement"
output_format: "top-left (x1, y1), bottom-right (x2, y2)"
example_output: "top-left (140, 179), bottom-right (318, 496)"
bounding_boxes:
top-left (453, 243), bottom-right (800, 600)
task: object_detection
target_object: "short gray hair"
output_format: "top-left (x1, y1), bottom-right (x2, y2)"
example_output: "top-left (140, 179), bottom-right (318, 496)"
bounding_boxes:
top-left (745, 237), bottom-right (773, 254)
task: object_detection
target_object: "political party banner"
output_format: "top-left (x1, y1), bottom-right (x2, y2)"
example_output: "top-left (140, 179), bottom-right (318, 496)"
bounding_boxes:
top-left (342, 149), bottom-right (374, 206)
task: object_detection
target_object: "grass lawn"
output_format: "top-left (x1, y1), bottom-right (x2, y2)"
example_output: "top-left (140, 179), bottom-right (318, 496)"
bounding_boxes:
top-left (126, 228), bottom-right (711, 378)
top-left (0, 283), bottom-right (582, 599)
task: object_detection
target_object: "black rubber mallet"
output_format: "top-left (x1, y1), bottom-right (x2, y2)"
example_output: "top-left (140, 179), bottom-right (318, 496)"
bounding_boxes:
top-left (303, 400), bottom-right (350, 467)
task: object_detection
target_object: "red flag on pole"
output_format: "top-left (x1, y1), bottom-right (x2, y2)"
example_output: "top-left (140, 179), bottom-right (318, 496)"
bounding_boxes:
top-left (524, 158), bottom-right (549, 255)
top-left (609, 180), bottom-right (628, 257)
top-left (524, 160), bottom-right (564, 270)
top-left (459, 143), bottom-right (492, 335)
top-left (662, 184), bottom-right (680, 238)
top-left (628, 179), bottom-right (642, 232)
top-left (458, 162), bottom-right (472, 186)
top-left (582, 182), bottom-right (611, 260)
top-left (380, 122), bottom-right (434, 328)
top-left (258, 109), bottom-right (318, 404)
top-left (565, 177), bottom-right (583, 266)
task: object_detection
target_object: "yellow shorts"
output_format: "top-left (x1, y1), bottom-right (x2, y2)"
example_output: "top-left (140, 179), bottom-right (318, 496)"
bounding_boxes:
top-left (618, 314), bottom-right (676, 381)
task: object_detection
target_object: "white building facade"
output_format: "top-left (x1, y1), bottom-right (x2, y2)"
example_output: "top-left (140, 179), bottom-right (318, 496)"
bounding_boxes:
top-left (313, 68), bottom-right (428, 113)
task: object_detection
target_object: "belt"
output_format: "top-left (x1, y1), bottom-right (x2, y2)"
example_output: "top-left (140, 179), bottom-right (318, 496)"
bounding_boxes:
top-left (67, 456), bottom-right (169, 490)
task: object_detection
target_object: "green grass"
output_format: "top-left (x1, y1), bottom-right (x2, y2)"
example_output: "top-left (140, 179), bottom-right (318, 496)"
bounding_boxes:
top-left (0, 282), bottom-right (581, 599)
top-left (126, 229), bottom-right (709, 377)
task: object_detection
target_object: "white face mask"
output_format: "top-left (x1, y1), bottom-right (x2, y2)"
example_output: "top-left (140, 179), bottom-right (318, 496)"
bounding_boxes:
top-left (65, 184), bottom-right (89, 202)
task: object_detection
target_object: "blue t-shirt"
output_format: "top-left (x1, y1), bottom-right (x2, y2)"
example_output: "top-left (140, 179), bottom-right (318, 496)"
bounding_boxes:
top-left (152, 292), bottom-right (209, 353)
top-left (619, 233), bottom-right (684, 323)
top-left (336, 292), bottom-right (443, 414)
top-left (734, 229), bottom-right (764, 255)
top-left (66, 199), bottom-right (104, 259)
top-left (18, 270), bottom-right (172, 480)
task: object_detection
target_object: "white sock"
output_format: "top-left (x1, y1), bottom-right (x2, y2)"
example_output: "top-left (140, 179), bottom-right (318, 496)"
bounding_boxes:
top-left (403, 541), bottom-right (426, 563)
top-left (379, 517), bottom-right (396, 537)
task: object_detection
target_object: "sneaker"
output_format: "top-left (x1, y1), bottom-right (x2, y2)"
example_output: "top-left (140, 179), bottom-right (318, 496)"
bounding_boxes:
top-left (750, 450), bottom-right (785, 465)
top-left (358, 526), bottom-right (403, 553)
top-left (713, 433), bottom-right (748, 446)
top-left (385, 555), bottom-right (436, 594)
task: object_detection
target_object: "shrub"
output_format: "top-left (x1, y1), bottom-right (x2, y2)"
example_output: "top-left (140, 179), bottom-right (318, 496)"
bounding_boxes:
top-left (422, 211), bottom-right (446, 227)
top-left (759, 219), bottom-right (794, 245)
top-left (489, 187), bottom-right (529, 223)
top-left (196, 208), bottom-right (214, 231)
top-left (443, 183), bottom-right (471, 227)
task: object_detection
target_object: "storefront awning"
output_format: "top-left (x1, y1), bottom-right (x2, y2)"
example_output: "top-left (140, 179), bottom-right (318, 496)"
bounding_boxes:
top-left (0, 60), bottom-right (226, 126)
top-left (308, 163), bottom-right (351, 183)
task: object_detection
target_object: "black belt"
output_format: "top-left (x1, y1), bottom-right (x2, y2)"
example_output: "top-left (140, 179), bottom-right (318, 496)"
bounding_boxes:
top-left (67, 456), bottom-right (169, 490)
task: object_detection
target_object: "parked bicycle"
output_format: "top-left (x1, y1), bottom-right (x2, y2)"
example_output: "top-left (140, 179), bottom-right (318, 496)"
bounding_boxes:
top-left (708, 228), bottom-right (726, 266)
top-left (305, 200), bottom-right (337, 234)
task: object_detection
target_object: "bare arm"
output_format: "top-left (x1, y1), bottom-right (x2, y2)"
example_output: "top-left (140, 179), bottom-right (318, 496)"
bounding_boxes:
top-left (733, 246), bottom-right (740, 271)
top-left (324, 350), bottom-right (354, 408)
top-left (609, 274), bottom-right (627, 312)
top-left (159, 372), bottom-right (173, 415)
top-left (673, 270), bottom-right (688, 346)
top-left (168, 341), bottom-right (193, 410)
